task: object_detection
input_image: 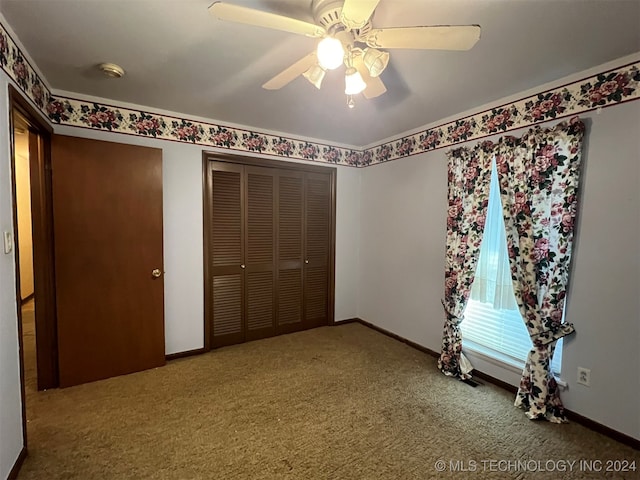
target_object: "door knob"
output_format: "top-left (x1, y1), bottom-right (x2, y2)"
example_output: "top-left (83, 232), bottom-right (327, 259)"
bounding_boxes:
top-left (151, 268), bottom-right (162, 278)
top-left (241, 264), bottom-right (246, 269)
top-left (304, 259), bottom-right (309, 264)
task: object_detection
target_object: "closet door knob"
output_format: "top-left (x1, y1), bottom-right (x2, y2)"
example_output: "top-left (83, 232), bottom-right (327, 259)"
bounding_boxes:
top-left (304, 260), bottom-right (309, 264)
top-left (241, 264), bottom-right (246, 269)
top-left (151, 269), bottom-right (162, 278)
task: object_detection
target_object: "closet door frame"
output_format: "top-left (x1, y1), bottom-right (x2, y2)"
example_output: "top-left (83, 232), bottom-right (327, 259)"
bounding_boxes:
top-left (202, 152), bottom-right (337, 351)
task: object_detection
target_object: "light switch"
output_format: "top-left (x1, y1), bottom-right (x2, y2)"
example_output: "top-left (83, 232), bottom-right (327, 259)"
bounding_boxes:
top-left (3, 231), bottom-right (13, 254)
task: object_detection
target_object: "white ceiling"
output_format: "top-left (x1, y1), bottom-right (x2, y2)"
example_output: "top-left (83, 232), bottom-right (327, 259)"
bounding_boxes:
top-left (1, 0), bottom-right (639, 146)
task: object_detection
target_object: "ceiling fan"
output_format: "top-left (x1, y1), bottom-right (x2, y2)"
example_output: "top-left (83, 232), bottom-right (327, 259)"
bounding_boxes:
top-left (209, 0), bottom-right (481, 107)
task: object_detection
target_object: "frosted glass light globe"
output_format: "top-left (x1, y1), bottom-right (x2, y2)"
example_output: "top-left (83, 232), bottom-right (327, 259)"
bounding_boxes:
top-left (344, 67), bottom-right (366, 95)
top-left (362, 48), bottom-right (389, 77)
top-left (317, 37), bottom-right (344, 70)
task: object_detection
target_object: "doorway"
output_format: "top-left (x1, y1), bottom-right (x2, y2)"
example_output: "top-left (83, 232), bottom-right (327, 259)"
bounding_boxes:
top-left (13, 112), bottom-right (37, 392)
top-left (9, 86), bottom-right (58, 458)
top-left (9, 86), bottom-right (58, 393)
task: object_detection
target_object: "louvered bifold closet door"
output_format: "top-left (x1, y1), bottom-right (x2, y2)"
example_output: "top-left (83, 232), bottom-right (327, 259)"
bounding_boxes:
top-left (210, 162), bottom-right (245, 347)
top-left (303, 172), bottom-right (331, 328)
top-left (277, 171), bottom-right (304, 334)
top-left (245, 166), bottom-right (277, 341)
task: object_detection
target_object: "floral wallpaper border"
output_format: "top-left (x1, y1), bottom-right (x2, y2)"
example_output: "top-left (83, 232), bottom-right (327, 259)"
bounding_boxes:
top-left (46, 95), bottom-right (362, 166)
top-left (0, 20), bottom-right (52, 113)
top-left (363, 61), bottom-right (640, 166)
top-left (1, 19), bottom-right (638, 167)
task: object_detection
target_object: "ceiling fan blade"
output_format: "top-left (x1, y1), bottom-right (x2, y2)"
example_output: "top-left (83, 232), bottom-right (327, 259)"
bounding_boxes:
top-left (262, 52), bottom-right (318, 90)
top-left (366, 25), bottom-right (481, 50)
top-left (353, 55), bottom-right (387, 99)
top-left (362, 75), bottom-right (387, 99)
top-left (209, 2), bottom-right (326, 38)
top-left (340, 0), bottom-right (381, 30)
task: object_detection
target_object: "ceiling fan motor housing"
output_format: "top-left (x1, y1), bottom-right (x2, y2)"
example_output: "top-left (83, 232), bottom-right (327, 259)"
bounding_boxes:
top-left (312, 0), bottom-right (372, 38)
top-left (312, 0), bottom-right (344, 29)
top-left (313, 0), bottom-right (372, 57)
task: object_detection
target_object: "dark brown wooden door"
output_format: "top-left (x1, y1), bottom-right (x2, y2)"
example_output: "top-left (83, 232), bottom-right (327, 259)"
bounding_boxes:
top-left (209, 162), bottom-right (244, 348)
top-left (245, 166), bottom-right (276, 341)
top-left (52, 135), bottom-right (165, 387)
top-left (27, 129), bottom-right (58, 390)
top-left (304, 172), bottom-right (331, 328)
top-left (277, 170), bottom-right (304, 334)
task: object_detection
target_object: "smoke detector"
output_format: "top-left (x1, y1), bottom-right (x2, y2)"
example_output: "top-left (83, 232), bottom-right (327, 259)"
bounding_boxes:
top-left (97, 63), bottom-right (125, 78)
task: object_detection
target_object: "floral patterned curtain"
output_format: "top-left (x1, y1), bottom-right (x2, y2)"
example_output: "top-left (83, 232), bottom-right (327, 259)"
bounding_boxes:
top-left (438, 144), bottom-right (493, 379)
top-left (494, 118), bottom-right (585, 422)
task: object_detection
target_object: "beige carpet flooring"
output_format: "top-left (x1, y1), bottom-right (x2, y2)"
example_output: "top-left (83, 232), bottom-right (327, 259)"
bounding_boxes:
top-left (17, 321), bottom-right (639, 479)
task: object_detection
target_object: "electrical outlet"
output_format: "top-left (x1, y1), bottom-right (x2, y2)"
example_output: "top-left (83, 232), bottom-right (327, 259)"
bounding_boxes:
top-left (577, 367), bottom-right (591, 386)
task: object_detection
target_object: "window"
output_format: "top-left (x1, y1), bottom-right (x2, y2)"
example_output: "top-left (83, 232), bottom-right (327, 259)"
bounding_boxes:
top-left (460, 158), bottom-right (562, 375)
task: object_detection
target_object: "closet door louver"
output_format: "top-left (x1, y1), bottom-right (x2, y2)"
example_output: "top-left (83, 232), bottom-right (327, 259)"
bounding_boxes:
top-left (277, 171), bottom-right (304, 333)
top-left (210, 163), bottom-right (244, 347)
top-left (304, 172), bottom-right (331, 328)
top-left (245, 167), bottom-right (276, 340)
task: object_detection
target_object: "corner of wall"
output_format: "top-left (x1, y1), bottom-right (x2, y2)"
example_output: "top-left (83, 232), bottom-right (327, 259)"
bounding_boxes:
top-left (0, 69), bottom-right (25, 480)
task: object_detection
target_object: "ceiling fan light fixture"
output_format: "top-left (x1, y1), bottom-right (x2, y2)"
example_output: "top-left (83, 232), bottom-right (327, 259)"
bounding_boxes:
top-left (317, 36), bottom-right (344, 70)
top-left (362, 48), bottom-right (389, 77)
top-left (303, 64), bottom-right (326, 89)
top-left (344, 67), bottom-right (367, 95)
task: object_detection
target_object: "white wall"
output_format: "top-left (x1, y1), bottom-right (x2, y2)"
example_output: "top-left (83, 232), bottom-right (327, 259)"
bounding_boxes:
top-left (358, 101), bottom-right (640, 440)
top-left (53, 125), bottom-right (361, 354)
top-left (334, 166), bottom-right (360, 320)
top-left (561, 102), bottom-right (640, 438)
top-left (358, 152), bottom-right (448, 349)
top-left (0, 74), bottom-right (24, 479)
